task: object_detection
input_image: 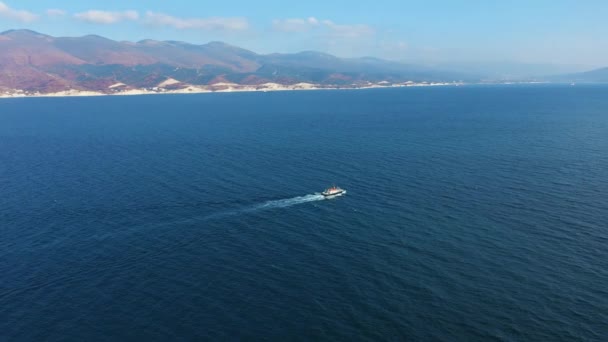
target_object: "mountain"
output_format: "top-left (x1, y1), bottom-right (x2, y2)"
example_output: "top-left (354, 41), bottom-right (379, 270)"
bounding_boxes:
top-left (0, 29), bottom-right (473, 93)
top-left (549, 67), bottom-right (608, 83)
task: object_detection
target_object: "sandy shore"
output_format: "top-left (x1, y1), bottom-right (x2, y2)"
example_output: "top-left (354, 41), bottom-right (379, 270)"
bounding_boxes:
top-left (0, 82), bottom-right (462, 99)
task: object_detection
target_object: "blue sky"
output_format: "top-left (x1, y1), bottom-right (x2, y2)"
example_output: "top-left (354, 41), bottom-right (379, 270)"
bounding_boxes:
top-left (1, 0), bottom-right (607, 69)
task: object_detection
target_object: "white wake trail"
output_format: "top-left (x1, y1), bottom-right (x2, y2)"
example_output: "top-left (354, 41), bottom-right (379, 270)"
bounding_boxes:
top-left (251, 194), bottom-right (326, 210)
top-left (203, 193), bottom-right (327, 221)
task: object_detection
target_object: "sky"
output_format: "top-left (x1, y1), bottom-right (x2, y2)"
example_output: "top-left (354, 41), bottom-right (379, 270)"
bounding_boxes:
top-left (1, 0), bottom-right (607, 70)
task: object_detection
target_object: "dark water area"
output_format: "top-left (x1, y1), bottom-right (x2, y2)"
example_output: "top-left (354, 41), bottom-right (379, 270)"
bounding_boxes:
top-left (1, 85), bottom-right (607, 341)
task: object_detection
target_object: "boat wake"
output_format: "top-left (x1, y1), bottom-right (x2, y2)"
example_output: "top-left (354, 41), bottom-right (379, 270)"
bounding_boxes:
top-left (203, 193), bottom-right (328, 220)
top-left (250, 194), bottom-right (326, 211)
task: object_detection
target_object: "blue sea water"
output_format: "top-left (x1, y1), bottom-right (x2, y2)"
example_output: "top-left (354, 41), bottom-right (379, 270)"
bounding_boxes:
top-left (1, 85), bottom-right (607, 341)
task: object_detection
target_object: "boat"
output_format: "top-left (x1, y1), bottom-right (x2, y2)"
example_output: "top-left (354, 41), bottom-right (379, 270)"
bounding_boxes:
top-left (322, 185), bottom-right (346, 197)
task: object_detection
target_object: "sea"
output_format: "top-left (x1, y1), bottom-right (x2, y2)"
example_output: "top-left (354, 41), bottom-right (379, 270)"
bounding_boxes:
top-left (1, 85), bottom-right (607, 341)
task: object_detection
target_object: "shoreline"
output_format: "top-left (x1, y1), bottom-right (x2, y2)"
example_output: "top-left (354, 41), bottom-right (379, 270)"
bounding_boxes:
top-left (0, 82), bottom-right (465, 99)
top-left (0, 81), bottom-right (566, 100)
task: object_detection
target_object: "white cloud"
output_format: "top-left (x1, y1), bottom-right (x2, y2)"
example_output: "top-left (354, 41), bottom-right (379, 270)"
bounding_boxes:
top-left (46, 9), bottom-right (66, 17)
top-left (321, 20), bottom-right (374, 39)
top-left (273, 17), bottom-right (374, 39)
top-left (74, 10), bottom-right (139, 24)
top-left (0, 1), bottom-right (39, 22)
top-left (272, 17), bottom-right (320, 32)
top-left (145, 11), bottom-right (249, 31)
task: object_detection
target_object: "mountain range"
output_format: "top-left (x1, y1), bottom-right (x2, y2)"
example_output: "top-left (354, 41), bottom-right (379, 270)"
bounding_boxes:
top-left (0, 29), bottom-right (472, 94)
top-left (1, 29), bottom-right (606, 94)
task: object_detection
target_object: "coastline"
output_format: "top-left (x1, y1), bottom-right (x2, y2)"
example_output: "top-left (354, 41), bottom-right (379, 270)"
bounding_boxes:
top-left (0, 81), bottom-right (463, 99)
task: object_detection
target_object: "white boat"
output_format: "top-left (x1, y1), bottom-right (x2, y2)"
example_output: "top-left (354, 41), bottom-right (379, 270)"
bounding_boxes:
top-left (322, 186), bottom-right (346, 197)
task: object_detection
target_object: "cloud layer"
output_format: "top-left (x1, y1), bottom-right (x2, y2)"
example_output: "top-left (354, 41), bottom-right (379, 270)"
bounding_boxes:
top-left (272, 17), bottom-right (320, 32)
top-left (0, 2), bottom-right (373, 40)
top-left (272, 17), bottom-right (374, 39)
top-left (46, 9), bottom-right (66, 17)
top-left (145, 12), bottom-right (248, 31)
top-left (0, 1), bottom-right (39, 22)
top-left (74, 10), bottom-right (139, 24)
